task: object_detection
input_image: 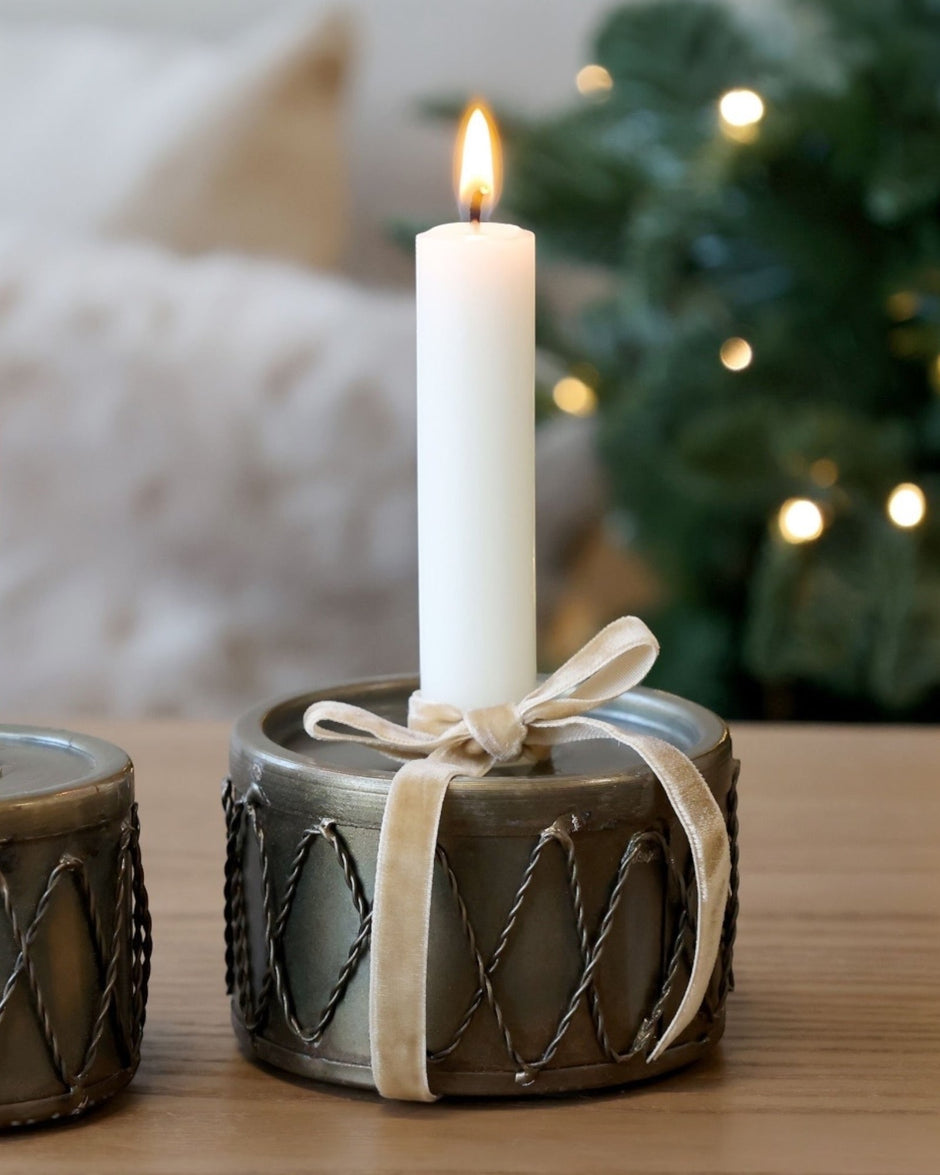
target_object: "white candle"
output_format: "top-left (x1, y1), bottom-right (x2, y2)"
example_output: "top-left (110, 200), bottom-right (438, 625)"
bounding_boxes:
top-left (416, 106), bottom-right (536, 711)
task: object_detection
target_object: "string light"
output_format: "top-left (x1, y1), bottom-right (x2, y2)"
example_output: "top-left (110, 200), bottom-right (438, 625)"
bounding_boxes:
top-left (576, 64), bottom-right (613, 98)
top-left (553, 375), bottom-right (598, 416)
top-left (886, 483), bottom-right (926, 529)
top-left (809, 458), bottom-right (839, 488)
top-left (778, 498), bottom-right (825, 544)
top-left (720, 337), bottom-right (753, 371)
top-left (718, 89), bottom-right (765, 142)
top-left (886, 291), bottom-right (918, 321)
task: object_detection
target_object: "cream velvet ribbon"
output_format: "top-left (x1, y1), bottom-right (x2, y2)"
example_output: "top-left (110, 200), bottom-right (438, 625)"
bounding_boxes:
top-left (303, 616), bottom-right (730, 1102)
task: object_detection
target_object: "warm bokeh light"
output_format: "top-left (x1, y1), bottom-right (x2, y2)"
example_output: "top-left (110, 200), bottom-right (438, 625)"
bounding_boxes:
top-left (455, 103), bottom-right (501, 220)
top-left (886, 482), bottom-right (926, 529)
top-left (719, 337), bottom-right (753, 371)
top-left (576, 64), bottom-right (613, 97)
top-left (718, 89), bottom-right (764, 142)
top-left (552, 375), bottom-right (598, 417)
top-left (809, 458), bottom-right (839, 488)
top-left (886, 290), bottom-right (918, 321)
top-left (778, 498), bottom-right (825, 543)
top-left (719, 89), bottom-right (765, 127)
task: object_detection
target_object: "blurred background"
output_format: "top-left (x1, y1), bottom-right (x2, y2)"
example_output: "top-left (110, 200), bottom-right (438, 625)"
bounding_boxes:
top-left (0, 0), bottom-right (938, 722)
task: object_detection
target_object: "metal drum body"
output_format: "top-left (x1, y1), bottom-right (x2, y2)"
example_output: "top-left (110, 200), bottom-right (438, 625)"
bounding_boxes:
top-left (0, 728), bottom-right (151, 1128)
top-left (225, 681), bottom-right (739, 1097)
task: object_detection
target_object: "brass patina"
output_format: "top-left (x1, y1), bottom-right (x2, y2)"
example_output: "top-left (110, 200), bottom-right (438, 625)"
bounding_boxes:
top-left (0, 728), bottom-right (151, 1128)
top-left (225, 680), bottom-right (738, 1097)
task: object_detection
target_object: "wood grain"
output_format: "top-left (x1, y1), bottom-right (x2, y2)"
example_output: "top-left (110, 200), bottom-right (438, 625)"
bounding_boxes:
top-left (2, 720), bottom-right (938, 1174)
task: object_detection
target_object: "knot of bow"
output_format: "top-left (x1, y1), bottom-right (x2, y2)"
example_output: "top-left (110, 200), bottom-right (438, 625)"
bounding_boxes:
top-left (305, 615), bottom-right (661, 772)
top-left (303, 616), bottom-right (731, 1103)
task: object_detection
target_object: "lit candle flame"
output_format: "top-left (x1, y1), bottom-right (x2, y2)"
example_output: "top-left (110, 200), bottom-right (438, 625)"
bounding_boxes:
top-left (456, 103), bottom-right (502, 223)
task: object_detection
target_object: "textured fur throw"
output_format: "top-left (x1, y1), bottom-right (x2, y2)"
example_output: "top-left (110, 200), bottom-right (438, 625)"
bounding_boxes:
top-left (0, 230), bottom-right (599, 718)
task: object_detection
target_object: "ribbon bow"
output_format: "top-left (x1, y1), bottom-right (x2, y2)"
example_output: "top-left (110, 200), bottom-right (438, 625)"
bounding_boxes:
top-left (304, 616), bottom-right (730, 1102)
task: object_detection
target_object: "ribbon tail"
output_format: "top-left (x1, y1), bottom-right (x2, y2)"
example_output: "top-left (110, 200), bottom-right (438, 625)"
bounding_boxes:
top-left (535, 717), bottom-right (730, 1064)
top-left (369, 755), bottom-right (458, 1101)
top-left (648, 759), bottom-right (729, 1063)
top-left (606, 725), bottom-right (730, 1062)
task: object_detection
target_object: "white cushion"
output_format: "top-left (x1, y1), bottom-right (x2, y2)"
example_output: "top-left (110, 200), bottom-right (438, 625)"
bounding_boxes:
top-left (0, 13), bottom-right (350, 266)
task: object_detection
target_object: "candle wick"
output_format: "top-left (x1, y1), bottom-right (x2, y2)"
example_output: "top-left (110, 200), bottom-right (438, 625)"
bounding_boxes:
top-left (468, 187), bottom-right (484, 226)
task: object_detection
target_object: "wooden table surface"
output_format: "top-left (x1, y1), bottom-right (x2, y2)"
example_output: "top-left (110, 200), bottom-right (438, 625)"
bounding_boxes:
top-left (3, 720), bottom-right (939, 1174)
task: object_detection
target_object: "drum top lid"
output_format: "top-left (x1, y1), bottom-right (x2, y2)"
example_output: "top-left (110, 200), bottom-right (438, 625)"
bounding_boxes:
top-left (0, 726), bottom-right (133, 841)
top-left (238, 680), bottom-right (727, 782)
top-left (231, 680), bottom-right (731, 833)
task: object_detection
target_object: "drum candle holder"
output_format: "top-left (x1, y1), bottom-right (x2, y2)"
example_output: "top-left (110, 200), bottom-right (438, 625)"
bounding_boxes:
top-left (0, 727), bottom-right (151, 1128)
top-left (224, 679), bottom-right (739, 1098)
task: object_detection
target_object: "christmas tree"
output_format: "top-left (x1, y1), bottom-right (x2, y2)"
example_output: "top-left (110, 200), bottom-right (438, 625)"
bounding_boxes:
top-left (500, 0), bottom-right (940, 719)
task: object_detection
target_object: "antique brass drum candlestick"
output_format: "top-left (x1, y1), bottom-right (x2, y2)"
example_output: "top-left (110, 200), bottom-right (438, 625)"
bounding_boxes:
top-left (224, 681), bottom-right (738, 1097)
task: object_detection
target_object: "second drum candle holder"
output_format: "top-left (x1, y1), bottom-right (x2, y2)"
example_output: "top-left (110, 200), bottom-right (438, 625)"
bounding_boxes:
top-left (0, 727), bottom-right (151, 1128)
